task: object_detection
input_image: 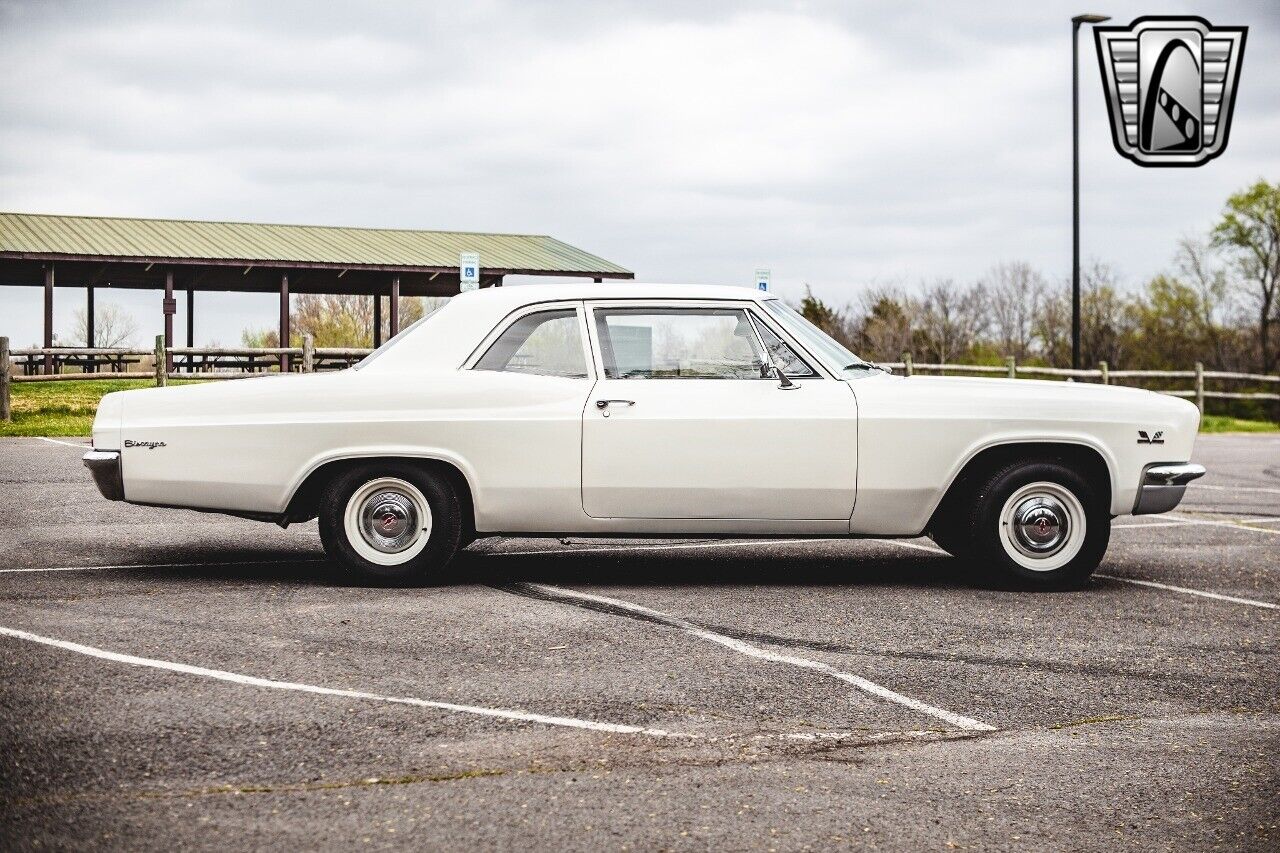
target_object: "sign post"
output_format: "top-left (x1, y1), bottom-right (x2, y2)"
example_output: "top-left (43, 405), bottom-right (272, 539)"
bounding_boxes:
top-left (460, 252), bottom-right (480, 292)
top-left (754, 268), bottom-right (771, 292)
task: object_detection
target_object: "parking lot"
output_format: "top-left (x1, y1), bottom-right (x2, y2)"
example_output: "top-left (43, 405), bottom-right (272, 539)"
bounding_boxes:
top-left (0, 434), bottom-right (1276, 850)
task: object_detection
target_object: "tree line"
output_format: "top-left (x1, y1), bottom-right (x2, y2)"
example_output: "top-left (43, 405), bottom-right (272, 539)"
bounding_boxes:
top-left (798, 179), bottom-right (1280, 376)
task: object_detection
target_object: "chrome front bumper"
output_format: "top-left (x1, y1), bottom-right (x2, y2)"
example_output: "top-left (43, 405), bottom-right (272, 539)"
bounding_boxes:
top-left (1133, 462), bottom-right (1206, 515)
top-left (83, 450), bottom-right (124, 501)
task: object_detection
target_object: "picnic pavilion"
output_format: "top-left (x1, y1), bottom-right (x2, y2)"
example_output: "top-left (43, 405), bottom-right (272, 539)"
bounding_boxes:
top-left (0, 212), bottom-right (633, 373)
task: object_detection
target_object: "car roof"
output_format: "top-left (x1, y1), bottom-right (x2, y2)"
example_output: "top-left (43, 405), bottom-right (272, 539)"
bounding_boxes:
top-left (362, 282), bottom-right (780, 373)
top-left (451, 281), bottom-right (776, 308)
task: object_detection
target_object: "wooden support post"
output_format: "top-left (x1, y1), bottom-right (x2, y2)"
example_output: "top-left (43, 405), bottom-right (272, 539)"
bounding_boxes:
top-left (373, 292), bottom-right (383, 348)
top-left (162, 267), bottom-right (175, 371)
top-left (1195, 361), bottom-right (1205, 414)
top-left (186, 288), bottom-right (194, 373)
top-left (163, 270), bottom-right (175, 374)
top-left (86, 286), bottom-right (95, 347)
top-left (85, 285), bottom-right (96, 372)
top-left (389, 276), bottom-right (400, 338)
top-left (902, 352), bottom-right (913, 377)
top-left (43, 265), bottom-right (54, 374)
top-left (302, 333), bottom-right (315, 373)
top-left (1, 337), bottom-right (11, 422)
top-left (279, 273), bottom-right (291, 372)
top-left (154, 335), bottom-right (167, 387)
top-left (1006, 356), bottom-right (1016, 379)
top-left (1099, 360), bottom-right (1109, 385)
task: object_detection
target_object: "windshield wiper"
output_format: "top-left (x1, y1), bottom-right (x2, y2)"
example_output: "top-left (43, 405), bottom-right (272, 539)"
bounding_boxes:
top-left (843, 361), bottom-right (887, 373)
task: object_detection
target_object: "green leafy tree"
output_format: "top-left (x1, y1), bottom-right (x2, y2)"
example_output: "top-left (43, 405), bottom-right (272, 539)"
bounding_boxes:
top-left (799, 287), bottom-right (841, 334)
top-left (1212, 179), bottom-right (1280, 372)
top-left (1129, 275), bottom-right (1212, 369)
top-left (856, 288), bottom-right (914, 362)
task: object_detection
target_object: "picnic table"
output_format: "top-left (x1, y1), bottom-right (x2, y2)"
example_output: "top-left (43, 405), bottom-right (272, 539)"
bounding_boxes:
top-left (173, 353), bottom-right (281, 373)
top-left (18, 352), bottom-right (143, 375)
top-left (312, 353), bottom-right (365, 371)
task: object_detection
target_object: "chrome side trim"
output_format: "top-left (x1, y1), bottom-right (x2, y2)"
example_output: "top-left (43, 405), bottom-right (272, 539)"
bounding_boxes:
top-left (1133, 462), bottom-right (1206, 515)
top-left (83, 450), bottom-right (124, 501)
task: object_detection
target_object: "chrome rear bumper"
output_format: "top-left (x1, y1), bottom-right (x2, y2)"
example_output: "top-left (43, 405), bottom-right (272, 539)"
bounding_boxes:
top-left (83, 450), bottom-right (124, 501)
top-left (1133, 462), bottom-right (1206, 515)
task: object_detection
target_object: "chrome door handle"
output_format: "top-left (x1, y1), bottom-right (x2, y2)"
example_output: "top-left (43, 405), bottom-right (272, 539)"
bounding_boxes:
top-left (595, 399), bottom-right (634, 417)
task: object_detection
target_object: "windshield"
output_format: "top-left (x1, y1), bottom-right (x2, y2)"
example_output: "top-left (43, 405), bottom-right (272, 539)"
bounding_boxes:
top-left (762, 300), bottom-right (876, 376)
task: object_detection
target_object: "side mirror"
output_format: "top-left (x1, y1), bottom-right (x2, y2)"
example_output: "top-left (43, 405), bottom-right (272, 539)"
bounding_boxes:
top-left (775, 364), bottom-right (798, 390)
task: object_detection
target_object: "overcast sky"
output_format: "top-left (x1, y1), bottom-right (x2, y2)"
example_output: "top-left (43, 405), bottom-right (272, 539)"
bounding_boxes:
top-left (1, 0), bottom-right (1277, 347)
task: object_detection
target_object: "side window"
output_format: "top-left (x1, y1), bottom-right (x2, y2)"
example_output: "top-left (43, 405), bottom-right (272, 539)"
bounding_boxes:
top-left (475, 309), bottom-right (588, 378)
top-left (593, 307), bottom-right (769, 379)
top-left (752, 316), bottom-right (819, 377)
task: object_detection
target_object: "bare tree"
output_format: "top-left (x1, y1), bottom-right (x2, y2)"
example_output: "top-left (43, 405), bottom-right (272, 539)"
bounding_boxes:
top-left (854, 285), bottom-right (915, 362)
top-left (1079, 262), bottom-right (1134, 368)
top-left (70, 303), bottom-right (139, 347)
top-left (914, 279), bottom-right (985, 364)
top-left (1174, 237), bottom-right (1237, 369)
top-left (984, 261), bottom-right (1044, 360)
top-left (243, 294), bottom-right (440, 347)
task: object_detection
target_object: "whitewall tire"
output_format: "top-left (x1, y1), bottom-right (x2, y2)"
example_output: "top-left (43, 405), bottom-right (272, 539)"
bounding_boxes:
top-left (319, 463), bottom-right (461, 585)
top-left (966, 460), bottom-right (1109, 589)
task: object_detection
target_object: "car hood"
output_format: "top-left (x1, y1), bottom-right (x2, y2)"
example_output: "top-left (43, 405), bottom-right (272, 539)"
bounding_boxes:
top-left (887, 373), bottom-right (1158, 403)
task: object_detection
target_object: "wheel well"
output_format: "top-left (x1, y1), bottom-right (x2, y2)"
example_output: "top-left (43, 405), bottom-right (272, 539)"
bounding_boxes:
top-left (285, 456), bottom-right (476, 539)
top-left (926, 442), bottom-right (1112, 534)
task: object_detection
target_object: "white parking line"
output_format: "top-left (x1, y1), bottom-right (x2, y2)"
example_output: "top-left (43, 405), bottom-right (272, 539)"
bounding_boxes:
top-left (1095, 575), bottom-right (1277, 610)
top-left (1190, 483), bottom-right (1280, 496)
top-left (876, 539), bottom-right (944, 554)
top-left (1112, 516), bottom-right (1280, 530)
top-left (1162, 513), bottom-right (1280, 535)
top-left (0, 624), bottom-right (690, 738)
top-left (875, 539), bottom-right (1279, 610)
top-left (36, 437), bottom-right (89, 448)
top-left (524, 583), bottom-right (996, 733)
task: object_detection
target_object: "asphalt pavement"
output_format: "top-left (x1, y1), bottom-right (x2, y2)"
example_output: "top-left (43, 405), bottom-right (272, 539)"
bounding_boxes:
top-left (0, 434), bottom-right (1276, 850)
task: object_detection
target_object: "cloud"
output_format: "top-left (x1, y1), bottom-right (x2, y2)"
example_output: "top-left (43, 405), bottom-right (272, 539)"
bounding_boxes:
top-left (1, 0), bottom-right (1277, 346)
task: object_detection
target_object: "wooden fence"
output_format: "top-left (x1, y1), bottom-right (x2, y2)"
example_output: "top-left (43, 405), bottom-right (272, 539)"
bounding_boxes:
top-left (1, 336), bottom-right (1277, 423)
top-left (887, 353), bottom-right (1279, 414)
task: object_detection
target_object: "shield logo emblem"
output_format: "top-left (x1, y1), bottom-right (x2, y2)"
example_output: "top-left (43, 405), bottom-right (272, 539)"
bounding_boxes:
top-left (1094, 16), bottom-right (1247, 167)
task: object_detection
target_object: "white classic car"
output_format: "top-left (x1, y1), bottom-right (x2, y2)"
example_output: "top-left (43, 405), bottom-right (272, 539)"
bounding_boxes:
top-left (84, 283), bottom-right (1204, 588)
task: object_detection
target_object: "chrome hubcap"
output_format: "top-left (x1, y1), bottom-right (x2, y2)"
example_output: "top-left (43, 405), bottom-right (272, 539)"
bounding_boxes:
top-left (358, 490), bottom-right (420, 554)
top-left (1011, 495), bottom-right (1069, 556)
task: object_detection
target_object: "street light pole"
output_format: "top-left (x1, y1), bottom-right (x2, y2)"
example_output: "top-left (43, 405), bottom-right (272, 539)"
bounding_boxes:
top-left (1072, 13), bottom-right (1110, 372)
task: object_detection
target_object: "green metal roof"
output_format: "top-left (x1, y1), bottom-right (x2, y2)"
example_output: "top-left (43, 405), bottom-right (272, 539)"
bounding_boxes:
top-left (0, 212), bottom-right (633, 277)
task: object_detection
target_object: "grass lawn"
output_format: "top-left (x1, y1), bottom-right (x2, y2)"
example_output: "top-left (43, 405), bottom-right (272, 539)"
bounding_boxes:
top-left (0, 378), bottom-right (199, 437)
top-left (2, 379), bottom-right (1277, 437)
top-left (1199, 415), bottom-right (1280, 433)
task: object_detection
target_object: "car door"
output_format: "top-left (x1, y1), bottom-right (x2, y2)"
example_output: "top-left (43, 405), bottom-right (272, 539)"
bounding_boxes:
top-left (581, 300), bottom-right (858, 520)
top-left (460, 301), bottom-right (596, 532)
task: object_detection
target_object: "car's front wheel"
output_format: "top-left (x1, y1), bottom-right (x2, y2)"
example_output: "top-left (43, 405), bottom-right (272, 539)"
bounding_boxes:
top-left (965, 460), bottom-right (1110, 589)
top-left (318, 463), bottom-right (461, 585)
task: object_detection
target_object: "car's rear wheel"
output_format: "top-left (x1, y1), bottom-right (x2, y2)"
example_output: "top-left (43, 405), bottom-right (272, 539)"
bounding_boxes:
top-left (318, 463), bottom-right (461, 585)
top-left (965, 460), bottom-right (1109, 589)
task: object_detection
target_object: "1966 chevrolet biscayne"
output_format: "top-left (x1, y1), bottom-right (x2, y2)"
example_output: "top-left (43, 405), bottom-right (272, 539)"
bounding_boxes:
top-left (83, 283), bottom-right (1204, 588)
